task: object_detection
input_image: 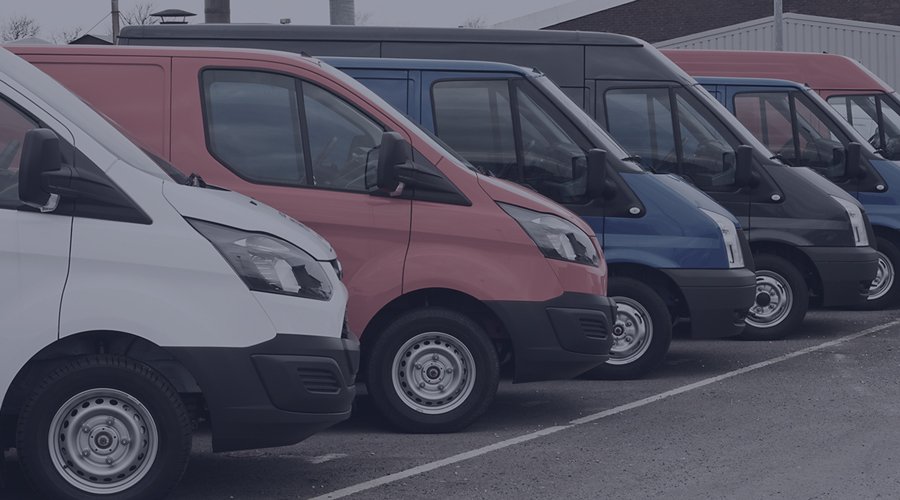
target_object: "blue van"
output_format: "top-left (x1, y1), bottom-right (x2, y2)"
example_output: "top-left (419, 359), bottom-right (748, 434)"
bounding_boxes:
top-left (321, 57), bottom-right (756, 379)
top-left (696, 76), bottom-right (900, 309)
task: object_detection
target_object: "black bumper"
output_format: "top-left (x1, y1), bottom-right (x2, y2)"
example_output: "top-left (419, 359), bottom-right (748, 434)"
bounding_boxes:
top-left (486, 292), bottom-right (616, 383)
top-left (167, 333), bottom-right (359, 452)
top-left (663, 268), bottom-right (757, 339)
top-left (803, 246), bottom-right (879, 307)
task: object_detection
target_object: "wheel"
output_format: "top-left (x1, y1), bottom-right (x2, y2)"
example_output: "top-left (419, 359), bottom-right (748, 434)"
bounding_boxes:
top-left (16, 355), bottom-right (192, 500)
top-left (742, 254), bottom-right (808, 340)
top-left (858, 236), bottom-right (900, 310)
top-left (582, 277), bottom-right (672, 380)
top-left (366, 307), bottom-right (500, 433)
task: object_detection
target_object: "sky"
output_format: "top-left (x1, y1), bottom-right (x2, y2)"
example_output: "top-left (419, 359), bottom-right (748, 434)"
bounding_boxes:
top-left (1, 0), bottom-right (566, 40)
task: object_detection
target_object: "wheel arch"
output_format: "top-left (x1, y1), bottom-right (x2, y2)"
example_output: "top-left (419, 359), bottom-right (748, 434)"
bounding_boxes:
top-left (360, 288), bottom-right (510, 377)
top-left (608, 262), bottom-right (688, 322)
top-left (750, 240), bottom-right (822, 302)
top-left (1, 330), bottom-right (202, 448)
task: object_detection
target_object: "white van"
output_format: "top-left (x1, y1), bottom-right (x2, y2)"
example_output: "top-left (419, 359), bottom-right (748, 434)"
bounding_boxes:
top-left (0, 47), bottom-right (358, 500)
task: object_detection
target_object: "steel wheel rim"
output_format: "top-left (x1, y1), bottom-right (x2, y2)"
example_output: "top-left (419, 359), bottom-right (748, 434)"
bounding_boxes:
top-left (48, 388), bottom-right (159, 495)
top-left (867, 251), bottom-right (895, 301)
top-left (746, 270), bottom-right (794, 329)
top-left (607, 297), bottom-right (653, 365)
top-left (392, 332), bottom-right (476, 415)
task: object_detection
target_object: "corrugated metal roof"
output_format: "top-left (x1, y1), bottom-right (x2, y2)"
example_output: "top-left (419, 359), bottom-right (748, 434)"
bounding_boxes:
top-left (656, 13), bottom-right (900, 89)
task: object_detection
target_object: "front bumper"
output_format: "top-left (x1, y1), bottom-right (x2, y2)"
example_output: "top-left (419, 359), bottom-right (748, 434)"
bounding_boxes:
top-left (663, 268), bottom-right (757, 339)
top-left (803, 246), bottom-right (879, 307)
top-left (487, 292), bottom-right (616, 383)
top-left (167, 333), bottom-right (359, 452)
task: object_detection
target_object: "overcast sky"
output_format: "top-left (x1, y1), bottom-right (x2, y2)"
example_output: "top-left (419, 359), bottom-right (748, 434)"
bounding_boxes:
top-left (1, 0), bottom-right (564, 40)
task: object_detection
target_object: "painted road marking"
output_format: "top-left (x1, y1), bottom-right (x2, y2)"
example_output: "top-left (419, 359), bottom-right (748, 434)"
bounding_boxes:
top-left (310, 319), bottom-right (900, 500)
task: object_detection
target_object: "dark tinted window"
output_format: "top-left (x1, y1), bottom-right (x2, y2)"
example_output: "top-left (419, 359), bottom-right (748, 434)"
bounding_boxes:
top-left (203, 70), bottom-right (307, 185)
top-left (0, 97), bottom-right (39, 208)
top-left (432, 80), bottom-right (517, 178)
top-left (606, 88), bottom-right (675, 173)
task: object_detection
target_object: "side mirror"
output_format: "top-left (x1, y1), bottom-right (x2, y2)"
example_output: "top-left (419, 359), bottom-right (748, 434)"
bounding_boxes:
top-left (18, 128), bottom-right (62, 212)
top-left (734, 145), bottom-right (754, 187)
top-left (376, 131), bottom-right (412, 194)
top-left (586, 149), bottom-right (607, 199)
top-left (845, 142), bottom-right (863, 180)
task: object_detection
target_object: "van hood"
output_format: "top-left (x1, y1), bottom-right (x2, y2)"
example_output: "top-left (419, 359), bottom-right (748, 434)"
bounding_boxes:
top-left (475, 174), bottom-right (596, 236)
top-left (162, 182), bottom-right (337, 261)
top-left (654, 173), bottom-right (741, 225)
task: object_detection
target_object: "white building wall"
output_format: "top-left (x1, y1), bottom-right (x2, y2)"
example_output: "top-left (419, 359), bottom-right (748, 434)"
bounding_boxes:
top-left (656, 13), bottom-right (900, 89)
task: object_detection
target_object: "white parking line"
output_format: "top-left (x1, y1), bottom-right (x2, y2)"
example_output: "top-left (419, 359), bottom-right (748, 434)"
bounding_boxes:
top-left (310, 319), bottom-right (900, 500)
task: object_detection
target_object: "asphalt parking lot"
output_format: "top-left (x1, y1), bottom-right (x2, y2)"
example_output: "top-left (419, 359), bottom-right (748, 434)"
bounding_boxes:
top-left (4, 307), bottom-right (900, 499)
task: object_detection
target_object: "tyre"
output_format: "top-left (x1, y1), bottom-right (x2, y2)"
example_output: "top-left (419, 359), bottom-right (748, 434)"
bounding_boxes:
top-left (583, 276), bottom-right (672, 380)
top-left (366, 307), bottom-right (500, 433)
top-left (742, 254), bottom-right (808, 340)
top-left (858, 236), bottom-right (900, 310)
top-left (16, 355), bottom-right (192, 500)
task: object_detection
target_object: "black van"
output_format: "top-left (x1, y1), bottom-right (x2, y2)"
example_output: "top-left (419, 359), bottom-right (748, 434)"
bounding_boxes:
top-left (118, 25), bottom-right (880, 340)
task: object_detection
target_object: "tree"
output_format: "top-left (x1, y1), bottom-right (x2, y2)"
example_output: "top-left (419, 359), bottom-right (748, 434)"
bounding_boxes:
top-left (51, 26), bottom-right (85, 45)
top-left (121, 2), bottom-right (159, 26)
top-left (1, 15), bottom-right (40, 41)
top-left (461, 16), bottom-right (487, 28)
top-left (355, 11), bottom-right (373, 26)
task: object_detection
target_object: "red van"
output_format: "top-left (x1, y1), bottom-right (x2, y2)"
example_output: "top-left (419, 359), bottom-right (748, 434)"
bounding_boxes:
top-left (13, 45), bottom-right (616, 433)
top-left (662, 50), bottom-right (900, 161)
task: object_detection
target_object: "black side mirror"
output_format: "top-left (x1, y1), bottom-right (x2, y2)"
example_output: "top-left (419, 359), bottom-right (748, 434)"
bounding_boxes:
top-left (845, 142), bottom-right (863, 179)
top-left (734, 145), bottom-right (754, 187)
top-left (376, 131), bottom-right (412, 194)
top-left (18, 128), bottom-right (62, 211)
top-left (586, 149), bottom-right (607, 199)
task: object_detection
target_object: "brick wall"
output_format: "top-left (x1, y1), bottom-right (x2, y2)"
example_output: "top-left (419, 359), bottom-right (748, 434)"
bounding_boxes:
top-left (547, 0), bottom-right (900, 43)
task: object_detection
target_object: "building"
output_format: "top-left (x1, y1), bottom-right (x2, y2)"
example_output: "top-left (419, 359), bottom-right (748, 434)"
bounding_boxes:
top-left (496, 0), bottom-right (900, 89)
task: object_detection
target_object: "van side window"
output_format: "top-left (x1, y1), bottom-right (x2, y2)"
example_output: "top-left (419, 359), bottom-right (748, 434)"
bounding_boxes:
top-left (828, 96), bottom-right (879, 143)
top-left (202, 70), bottom-right (307, 185)
top-left (302, 83), bottom-right (384, 191)
top-left (735, 92), bottom-right (845, 179)
top-left (0, 97), bottom-right (39, 208)
top-left (432, 80), bottom-right (517, 179)
top-left (605, 87), bottom-right (738, 190)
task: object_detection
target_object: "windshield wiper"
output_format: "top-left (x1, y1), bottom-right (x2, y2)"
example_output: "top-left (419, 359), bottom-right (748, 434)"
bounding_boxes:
top-left (186, 173), bottom-right (208, 188)
top-left (621, 155), bottom-right (654, 172)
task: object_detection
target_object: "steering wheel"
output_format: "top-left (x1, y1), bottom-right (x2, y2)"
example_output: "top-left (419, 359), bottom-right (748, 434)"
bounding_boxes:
top-left (312, 136), bottom-right (339, 170)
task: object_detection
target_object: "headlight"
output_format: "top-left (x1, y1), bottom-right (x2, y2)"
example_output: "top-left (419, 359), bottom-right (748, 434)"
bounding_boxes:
top-left (700, 209), bottom-right (745, 269)
top-left (831, 196), bottom-right (870, 247)
top-left (189, 219), bottom-right (333, 300)
top-left (499, 203), bottom-right (599, 267)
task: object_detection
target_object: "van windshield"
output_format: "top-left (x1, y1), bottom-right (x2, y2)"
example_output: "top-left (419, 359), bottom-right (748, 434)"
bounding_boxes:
top-left (532, 75), bottom-right (631, 162)
top-left (828, 92), bottom-right (900, 160)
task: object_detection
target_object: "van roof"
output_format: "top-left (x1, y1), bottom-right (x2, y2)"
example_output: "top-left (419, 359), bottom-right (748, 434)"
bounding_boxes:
top-left (119, 24), bottom-right (644, 47)
top-left (664, 49), bottom-right (893, 93)
top-left (6, 43), bottom-right (323, 67)
top-left (320, 56), bottom-right (535, 75)
top-left (694, 75), bottom-right (808, 89)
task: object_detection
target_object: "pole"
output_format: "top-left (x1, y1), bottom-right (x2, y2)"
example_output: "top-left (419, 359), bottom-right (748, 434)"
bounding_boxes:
top-left (330, 0), bottom-right (355, 25)
top-left (774, 0), bottom-right (783, 51)
top-left (111, 0), bottom-right (120, 43)
top-left (205, 0), bottom-right (231, 23)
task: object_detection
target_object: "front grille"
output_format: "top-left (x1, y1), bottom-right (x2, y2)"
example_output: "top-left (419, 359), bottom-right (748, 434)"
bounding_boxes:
top-left (579, 316), bottom-right (608, 340)
top-left (297, 368), bottom-right (341, 394)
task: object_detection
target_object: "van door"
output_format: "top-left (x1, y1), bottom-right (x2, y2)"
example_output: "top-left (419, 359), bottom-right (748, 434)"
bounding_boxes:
top-left (170, 59), bottom-right (412, 335)
top-left (0, 85), bottom-right (73, 397)
top-left (727, 86), bottom-right (860, 197)
top-left (594, 82), bottom-right (752, 228)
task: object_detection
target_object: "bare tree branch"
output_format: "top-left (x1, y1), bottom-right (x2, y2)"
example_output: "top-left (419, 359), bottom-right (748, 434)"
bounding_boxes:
top-left (121, 2), bottom-right (159, 26)
top-left (355, 11), bottom-right (373, 26)
top-left (1, 15), bottom-right (40, 41)
top-left (461, 16), bottom-right (487, 28)
top-left (51, 26), bottom-right (85, 44)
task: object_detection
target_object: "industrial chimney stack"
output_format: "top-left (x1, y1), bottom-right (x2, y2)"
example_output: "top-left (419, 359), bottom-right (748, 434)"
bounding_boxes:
top-left (205, 0), bottom-right (231, 23)
top-left (330, 0), bottom-right (355, 25)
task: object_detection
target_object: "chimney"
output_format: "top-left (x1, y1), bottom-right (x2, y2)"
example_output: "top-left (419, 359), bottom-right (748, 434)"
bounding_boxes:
top-left (329, 0), bottom-right (355, 25)
top-left (205, 0), bottom-right (231, 23)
